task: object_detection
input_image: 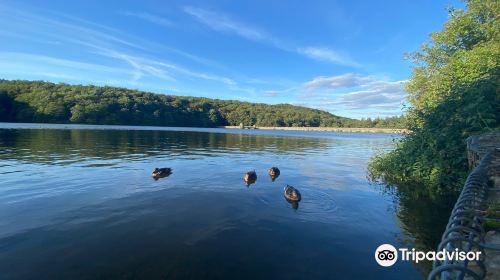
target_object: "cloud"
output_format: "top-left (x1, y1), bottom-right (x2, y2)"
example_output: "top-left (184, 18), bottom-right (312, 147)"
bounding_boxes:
top-left (263, 87), bottom-right (296, 97)
top-left (119, 11), bottom-right (174, 27)
top-left (153, 61), bottom-right (236, 86)
top-left (304, 73), bottom-right (373, 89)
top-left (184, 6), bottom-right (359, 67)
top-left (298, 73), bottom-right (407, 117)
top-left (0, 30), bottom-right (61, 45)
top-left (297, 47), bottom-right (361, 67)
top-left (0, 4), bottom-right (222, 69)
top-left (85, 44), bottom-right (237, 86)
top-left (0, 52), bottom-right (129, 74)
top-left (184, 6), bottom-right (266, 42)
top-left (1, 6), bottom-right (144, 50)
top-left (0, 52), bottom-right (146, 87)
top-left (87, 47), bottom-right (176, 82)
top-left (329, 83), bottom-right (406, 110)
top-left (0, 5), bottom-right (250, 92)
top-left (262, 73), bottom-right (406, 117)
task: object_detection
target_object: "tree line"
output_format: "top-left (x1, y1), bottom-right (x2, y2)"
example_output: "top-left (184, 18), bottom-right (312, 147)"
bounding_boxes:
top-left (0, 80), bottom-right (406, 128)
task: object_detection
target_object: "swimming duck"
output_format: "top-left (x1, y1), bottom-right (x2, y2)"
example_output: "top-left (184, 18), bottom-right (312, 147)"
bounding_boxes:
top-left (284, 185), bottom-right (301, 202)
top-left (152, 167), bottom-right (172, 179)
top-left (268, 167), bottom-right (280, 181)
top-left (243, 170), bottom-right (257, 185)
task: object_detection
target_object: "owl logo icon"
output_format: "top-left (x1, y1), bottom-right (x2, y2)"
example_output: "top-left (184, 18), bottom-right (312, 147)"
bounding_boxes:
top-left (375, 244), bottom-right (398, 267)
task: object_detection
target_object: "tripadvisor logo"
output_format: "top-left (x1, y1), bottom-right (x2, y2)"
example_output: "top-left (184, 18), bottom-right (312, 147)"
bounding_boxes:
top-left (374, 243), bottom-right (482, 267)
top-left (375, 244), bottom-right (398, 267)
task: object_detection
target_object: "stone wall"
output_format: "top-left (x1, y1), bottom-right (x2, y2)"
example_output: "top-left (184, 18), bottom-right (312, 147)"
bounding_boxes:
top-left (467, 132), bottom-right (500, 169)
top-left (466, 133), bottom-right (500, 280)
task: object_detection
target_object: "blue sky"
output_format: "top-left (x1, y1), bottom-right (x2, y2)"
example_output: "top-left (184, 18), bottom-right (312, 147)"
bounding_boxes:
top-left (0, 0), bottom-right (462, 119)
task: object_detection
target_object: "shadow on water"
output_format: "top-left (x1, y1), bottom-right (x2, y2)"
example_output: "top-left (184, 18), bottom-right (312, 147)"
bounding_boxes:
top-left (376, 182), bottom-right (458, 275)
top-left (285, 198), bottom-right (300, 210)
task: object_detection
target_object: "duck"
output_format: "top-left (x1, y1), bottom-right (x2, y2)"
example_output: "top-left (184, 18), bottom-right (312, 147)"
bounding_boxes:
top-left (284, 185), bottom-right (301, 202)
top-left (268, 167), bottom-right (280, 181)
top-left (243, 170), bottom-right (257, 185)
top-left (152, 167), bottom-right (172, 179)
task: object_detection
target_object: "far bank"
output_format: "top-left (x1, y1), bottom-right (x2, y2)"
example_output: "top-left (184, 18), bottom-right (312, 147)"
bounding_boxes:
top-left (220, 126), bottom-right (410, 134)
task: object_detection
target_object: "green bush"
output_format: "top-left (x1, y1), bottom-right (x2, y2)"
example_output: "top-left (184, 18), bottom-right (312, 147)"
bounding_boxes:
top-left (369, 0), bottom-right (500, 196)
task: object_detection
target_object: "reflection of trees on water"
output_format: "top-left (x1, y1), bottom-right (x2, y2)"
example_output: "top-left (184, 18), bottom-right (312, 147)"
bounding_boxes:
top-left (0, 129), bottom-right (333, 164)
top-left (381, 184), bottom-right (457, 276)
top-left (1, 127), bottom-right (449, 277)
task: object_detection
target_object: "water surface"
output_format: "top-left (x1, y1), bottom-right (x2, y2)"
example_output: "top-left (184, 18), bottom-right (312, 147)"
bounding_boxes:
top-left (0, 123), bottom-right (430, 279)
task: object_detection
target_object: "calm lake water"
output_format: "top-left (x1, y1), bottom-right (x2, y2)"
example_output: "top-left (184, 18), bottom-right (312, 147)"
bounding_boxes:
top-left (0, 123), bottom-right (451, 280)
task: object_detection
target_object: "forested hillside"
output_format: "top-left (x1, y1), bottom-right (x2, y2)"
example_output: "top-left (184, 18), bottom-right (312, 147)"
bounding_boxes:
top-left (0, 80), bottom-right (405, 128)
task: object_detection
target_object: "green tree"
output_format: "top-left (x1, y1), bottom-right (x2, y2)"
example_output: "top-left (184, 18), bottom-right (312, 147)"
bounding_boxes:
top-left (0, 80), bottom-right (407, 129)
top-left (369, 0), bottom-right (499, 195)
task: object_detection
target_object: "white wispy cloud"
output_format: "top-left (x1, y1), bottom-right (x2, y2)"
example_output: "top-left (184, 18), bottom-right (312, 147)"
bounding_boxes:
top-left (302, 73), bottom-right (407, 115)
top-left (184, 6), bottom-right (267, 42)
top-left (118, 11), bottom-right (175, 27)
top-left (86, 44), bottom-right (236, 86)
top-left (88, 47), bottom-right (176, 82)
top-left (263, 87), bottom-right (296, 97)
top-left (264, 73), bottom-right (407, 117)
top-left (325, 82), bottom-right (407, 110)
top-left (0, 6), bottom-right (144, 50)
top-left (183, 6), bottom-right (359, 66)
top-left (0, 4), bottom-right (226, 71)
top-left (0, 4), bottom-right (251, 93)
top-left (152, 61), bottom-right (236, 86)
top-left (0, 52), bottom-right (129, 74)
top-left (297, 47), bottom-right (361, 67)
top-left (304, 73), bottom-right (374, 89)
top-left (0, 52), bottom-right (145, 87)
top-left (0, 30), bottom-right (61, 45)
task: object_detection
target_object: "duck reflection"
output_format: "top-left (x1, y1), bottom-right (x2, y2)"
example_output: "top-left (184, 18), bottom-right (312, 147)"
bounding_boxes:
top-left (285, 198), bottom-right (300, 210)
top-left (268, 167), bottom-right (280, 182)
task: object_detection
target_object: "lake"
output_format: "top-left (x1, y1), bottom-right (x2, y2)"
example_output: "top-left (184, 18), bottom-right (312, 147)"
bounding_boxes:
top-left (0, 123), bottom-right (450, 280)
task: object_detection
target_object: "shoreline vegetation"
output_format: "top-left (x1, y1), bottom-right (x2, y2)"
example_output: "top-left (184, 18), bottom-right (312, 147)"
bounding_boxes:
top-left (0, 122), bottom-right (409, 134)
top-left (368, 0), bottom-right (499, 196)
top-left (221, 126), bottom-right (409, 134)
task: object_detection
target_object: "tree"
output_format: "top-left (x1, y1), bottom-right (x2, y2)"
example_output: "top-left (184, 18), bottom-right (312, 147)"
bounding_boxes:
top-left (369, 0), bottom-right (499, 195)
top-left (0, 80), bottom-right (407, 128)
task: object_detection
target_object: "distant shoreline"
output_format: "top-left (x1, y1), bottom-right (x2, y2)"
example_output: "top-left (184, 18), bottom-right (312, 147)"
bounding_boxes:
top-left (220, 126), bottom-right (410, 134)
top-left (0, 122), bottom-right (409, 134)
